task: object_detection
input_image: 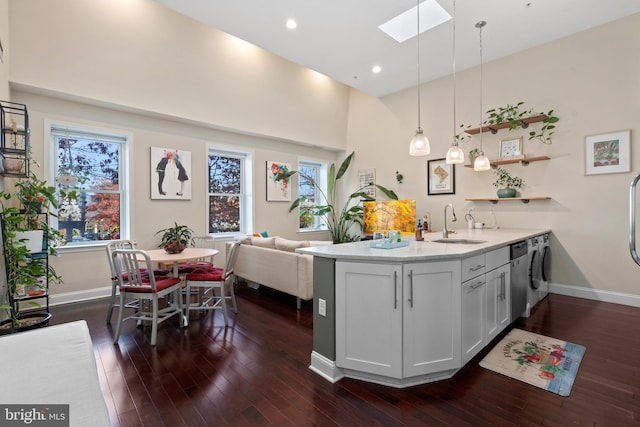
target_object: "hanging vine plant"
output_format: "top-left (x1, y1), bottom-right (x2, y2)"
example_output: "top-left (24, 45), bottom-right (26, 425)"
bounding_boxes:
top-left (457, 102), bottom-right (559, 144)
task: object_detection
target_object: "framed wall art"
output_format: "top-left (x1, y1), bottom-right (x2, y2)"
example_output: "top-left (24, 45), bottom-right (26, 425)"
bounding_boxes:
top-left (358, 168), bottom-right (376, 197)
top-left (266, 160), bottom-right (292, 201)
top-left (499, 136), bottom-right (524, 159)
top-left (427, 158), bottom-right (455, 195)
top-left (584, 130), bottom-right (631, 175)
top-left (150, 147), bottom-right (192, 200)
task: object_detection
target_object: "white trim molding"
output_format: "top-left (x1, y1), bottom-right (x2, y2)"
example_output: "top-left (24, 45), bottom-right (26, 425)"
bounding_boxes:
top-left (550, 282), bottom-right (640, 308)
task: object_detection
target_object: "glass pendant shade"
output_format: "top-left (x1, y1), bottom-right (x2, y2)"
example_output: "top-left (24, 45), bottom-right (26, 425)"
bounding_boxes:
top-left (473, 152), bottom-right (491, 171)
top-left (445, 142), bottom-right (464, 164)
top-left (409, 128), bottom-right (430, 156)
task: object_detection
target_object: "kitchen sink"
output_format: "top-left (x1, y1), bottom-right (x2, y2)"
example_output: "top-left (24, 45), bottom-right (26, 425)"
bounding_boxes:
top-left (431, 238), bottom-right (487, 244)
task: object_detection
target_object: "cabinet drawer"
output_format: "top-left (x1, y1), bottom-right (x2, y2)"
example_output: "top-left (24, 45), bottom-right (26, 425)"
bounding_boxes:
top-left (462, 254), bottom-right (485, 282)
top-left (486, 246), bottom-right (509, 271)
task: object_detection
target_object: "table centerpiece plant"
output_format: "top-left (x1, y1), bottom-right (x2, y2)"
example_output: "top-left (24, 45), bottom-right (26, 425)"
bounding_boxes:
top-left (156, 222), bottom-right (194, 254)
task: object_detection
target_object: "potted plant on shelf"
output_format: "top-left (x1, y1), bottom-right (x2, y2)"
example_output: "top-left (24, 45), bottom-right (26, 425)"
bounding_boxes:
top-left (156, 222), bottom-right (194, 253)
top-left (492, 167), bottom-right (525, 198)
top-left (0, 172), bottom-right (64, 334)
top-left (274, 152), bottom-right (398, 243)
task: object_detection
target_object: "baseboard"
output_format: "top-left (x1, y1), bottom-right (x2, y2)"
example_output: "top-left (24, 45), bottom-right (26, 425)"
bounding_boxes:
top-left (50, 286), bottom-right (112, 306)
top-left (549, 282), bottom-right (640, 308)
top-left (309, 351), bottom-right (344, 383)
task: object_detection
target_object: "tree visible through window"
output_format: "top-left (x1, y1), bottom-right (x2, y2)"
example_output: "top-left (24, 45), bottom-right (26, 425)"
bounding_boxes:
top-left (298, 160), bottom-right (326, 230)
top-left (51, 126), bottom-right (126, 245)
top-left (208, 150), bottom-right (249, 234)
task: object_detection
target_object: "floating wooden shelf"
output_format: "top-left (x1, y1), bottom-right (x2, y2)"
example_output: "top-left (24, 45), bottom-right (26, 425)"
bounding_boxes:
top-left (464, 114), bottom-right (548, 135)
top-left (464, 155), bottom-right (550, 168)
top-left (465, 197), bottom-right (551, 204)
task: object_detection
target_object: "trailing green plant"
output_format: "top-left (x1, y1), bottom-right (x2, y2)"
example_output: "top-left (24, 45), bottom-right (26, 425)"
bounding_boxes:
top-left (492, 167), bottom-right (525, 189)
top-left (457, 102), bottom-right (559, 145)
top-left (275, 152), bottom-right (398, 243)
top-left (156, 222), bottom-right (194, 253)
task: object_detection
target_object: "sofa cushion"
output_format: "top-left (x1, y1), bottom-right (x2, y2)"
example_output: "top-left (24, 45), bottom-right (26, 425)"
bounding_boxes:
top-left (250, 236), bottom-right (277, 248)
top-left (275, 237), bottom-right (310, 252)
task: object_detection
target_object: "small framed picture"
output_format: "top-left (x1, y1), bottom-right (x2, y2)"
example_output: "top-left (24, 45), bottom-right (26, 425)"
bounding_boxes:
top-left (358, 168), bottom-right (376, 197)
top-left (427, 158), bottom-right (455, 195)
top-left (499, 136), bottom-right (523, 159)
top-left (585, 130), bottom-right (631, 175)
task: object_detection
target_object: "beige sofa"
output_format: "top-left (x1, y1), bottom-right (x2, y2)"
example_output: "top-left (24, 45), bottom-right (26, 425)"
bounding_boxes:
top-left (230, 236), bottom-right (332, 308)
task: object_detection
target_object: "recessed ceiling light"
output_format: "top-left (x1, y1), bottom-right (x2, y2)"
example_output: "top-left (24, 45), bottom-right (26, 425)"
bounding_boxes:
top-left (379, 0), bottom-right (451, 43)
top-left (286, 19), bottom-right (297, 30)
top-left (372, 65), bottom-right (382, 74)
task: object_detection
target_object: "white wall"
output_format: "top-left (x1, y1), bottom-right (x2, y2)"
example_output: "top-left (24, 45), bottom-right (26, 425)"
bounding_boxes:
top-left (345, 13), bottom-right (640, 300)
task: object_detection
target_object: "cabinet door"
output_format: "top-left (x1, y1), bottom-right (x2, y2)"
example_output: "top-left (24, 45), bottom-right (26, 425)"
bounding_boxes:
top-left (461, 275), bottom-right (485, 364)
top-left (486, 264), bottom-right (511, 343)
top-left (335, 262), bottom-right (403, 378)
top-left (404, 261), bottom-right (461, 377)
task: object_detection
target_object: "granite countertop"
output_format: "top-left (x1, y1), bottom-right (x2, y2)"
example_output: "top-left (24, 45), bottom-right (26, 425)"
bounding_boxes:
top-left (297, 228), bottom-right (550, 262)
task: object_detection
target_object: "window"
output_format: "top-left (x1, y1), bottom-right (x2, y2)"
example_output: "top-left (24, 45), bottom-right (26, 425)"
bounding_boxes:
top-left (208, 148), bottom-right (252, 235)
top-left (298, 160), bottom-right (327, 230)
top-left (50, 124), bottom-right (129, 247)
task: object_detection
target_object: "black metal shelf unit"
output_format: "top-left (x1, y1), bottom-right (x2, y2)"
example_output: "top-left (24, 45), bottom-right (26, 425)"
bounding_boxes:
top-left (0, 100), bottom-right (30, 178)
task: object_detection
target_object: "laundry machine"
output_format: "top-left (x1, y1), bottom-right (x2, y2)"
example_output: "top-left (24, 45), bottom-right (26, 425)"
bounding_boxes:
top-left (538, 234), bottom-right (551, 301)
top-left (524, 236), bottom-right (541, 317)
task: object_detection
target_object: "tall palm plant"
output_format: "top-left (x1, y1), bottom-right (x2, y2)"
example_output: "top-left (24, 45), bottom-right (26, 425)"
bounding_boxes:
top-left (276, 152), bottom-right (397, 243)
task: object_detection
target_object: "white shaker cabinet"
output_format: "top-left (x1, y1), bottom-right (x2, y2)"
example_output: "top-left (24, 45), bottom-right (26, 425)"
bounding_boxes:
top-left (461, 247), bottom-right (511, 364)
top-left (335, 260), bottom-right (461, 381)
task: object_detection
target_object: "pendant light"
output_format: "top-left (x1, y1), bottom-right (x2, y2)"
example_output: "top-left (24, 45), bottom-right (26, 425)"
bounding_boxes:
top-left (445, 0), bottom-right (464, 164)
top-left (409, 0), bottom-right (430, 156)
top-left (473, 20), bottom-right (491, 171)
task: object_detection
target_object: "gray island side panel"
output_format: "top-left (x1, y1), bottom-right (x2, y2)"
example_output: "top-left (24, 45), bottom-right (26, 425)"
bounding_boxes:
top-left (313, 256), bottom-right (335, 359)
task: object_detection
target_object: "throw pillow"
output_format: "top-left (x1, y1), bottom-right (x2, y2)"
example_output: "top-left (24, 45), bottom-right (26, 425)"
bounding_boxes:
top-left (274, 237), bottom-right (310, 252)
top-left (251, 236), bottom-right (276, 249)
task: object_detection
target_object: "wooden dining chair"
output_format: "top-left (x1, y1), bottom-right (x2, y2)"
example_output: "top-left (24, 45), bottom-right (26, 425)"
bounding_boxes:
top-left (112, 249), bottom-right (185, 346)
top-left (183, 242), bottom-right (240, 326)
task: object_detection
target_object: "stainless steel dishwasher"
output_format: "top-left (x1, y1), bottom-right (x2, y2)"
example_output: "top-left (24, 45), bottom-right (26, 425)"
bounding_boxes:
top-left (510, 240), bottom-right (528, 322)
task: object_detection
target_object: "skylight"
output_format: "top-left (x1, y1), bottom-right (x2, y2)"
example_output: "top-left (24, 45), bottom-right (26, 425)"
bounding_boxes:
top-left (378, 0), bottom-right (451, 43)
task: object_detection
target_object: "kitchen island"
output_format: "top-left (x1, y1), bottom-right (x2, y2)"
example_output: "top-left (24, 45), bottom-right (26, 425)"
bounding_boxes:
top-left (298, 228), bottom-right (550, 388)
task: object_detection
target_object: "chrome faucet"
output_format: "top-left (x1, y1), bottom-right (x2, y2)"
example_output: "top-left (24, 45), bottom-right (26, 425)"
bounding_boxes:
top-left (442, 203), bottom-right (457, 238)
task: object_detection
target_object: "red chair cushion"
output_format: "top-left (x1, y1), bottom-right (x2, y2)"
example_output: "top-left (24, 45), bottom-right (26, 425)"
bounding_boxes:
top-left (121, 276), bottom-right (181, 293)
top-left (178, 262), bottom-right (213, 275)
top-left (186, 267), bottom-right (224, 282)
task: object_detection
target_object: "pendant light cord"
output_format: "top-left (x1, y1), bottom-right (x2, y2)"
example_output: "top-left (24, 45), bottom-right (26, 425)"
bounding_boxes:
top-left (416, 0), bottom-right (421, 131)
top-left (477, 21), bottom-right (486, 154)
top-left (452, 0), bottom-right (457, 145)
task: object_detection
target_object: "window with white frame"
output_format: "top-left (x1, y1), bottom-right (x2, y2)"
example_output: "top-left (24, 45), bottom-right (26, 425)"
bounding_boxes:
top-left (50, 124), bottom-right (129, 246)
top-left (208, 148), bottom-right (252, 234)
top-left (298, 159), bottom-right (328, 230)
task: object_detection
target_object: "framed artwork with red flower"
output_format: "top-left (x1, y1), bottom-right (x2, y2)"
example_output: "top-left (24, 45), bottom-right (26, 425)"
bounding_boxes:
top-left (266, 161), bottom-right (291, 201)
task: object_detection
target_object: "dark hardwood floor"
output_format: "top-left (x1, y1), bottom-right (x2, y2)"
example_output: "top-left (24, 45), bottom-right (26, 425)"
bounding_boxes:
top-left (49, 285), bottom-right (640, 426)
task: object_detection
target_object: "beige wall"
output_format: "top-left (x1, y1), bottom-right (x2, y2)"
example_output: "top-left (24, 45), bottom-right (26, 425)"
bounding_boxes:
top-left (5, 0), bottom-right (640, 305)
top-left (0, 0), bottom-right (8, 100)
top-left (8, 0), bottom-right (350, 150)
top-left (345, 13), bottom-right (640, 301)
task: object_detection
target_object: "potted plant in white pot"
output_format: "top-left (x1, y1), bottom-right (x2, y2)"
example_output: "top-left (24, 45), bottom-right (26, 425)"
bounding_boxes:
top-left (0, 172), bottom-right (64, 334)
top-left (492, 167), bottom-right (525, 198)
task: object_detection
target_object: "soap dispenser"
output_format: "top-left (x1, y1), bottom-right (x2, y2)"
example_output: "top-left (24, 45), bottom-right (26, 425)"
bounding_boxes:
top-left (415, 219), bottom-right (424, 241)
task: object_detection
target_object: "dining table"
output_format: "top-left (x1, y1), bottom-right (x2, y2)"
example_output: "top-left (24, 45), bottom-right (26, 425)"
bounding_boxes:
top-left (140, 247), bottom-right (219, 277)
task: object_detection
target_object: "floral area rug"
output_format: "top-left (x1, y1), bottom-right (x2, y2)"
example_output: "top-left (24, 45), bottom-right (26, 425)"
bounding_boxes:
top-left (479, 328), bottom-right (586, 396)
